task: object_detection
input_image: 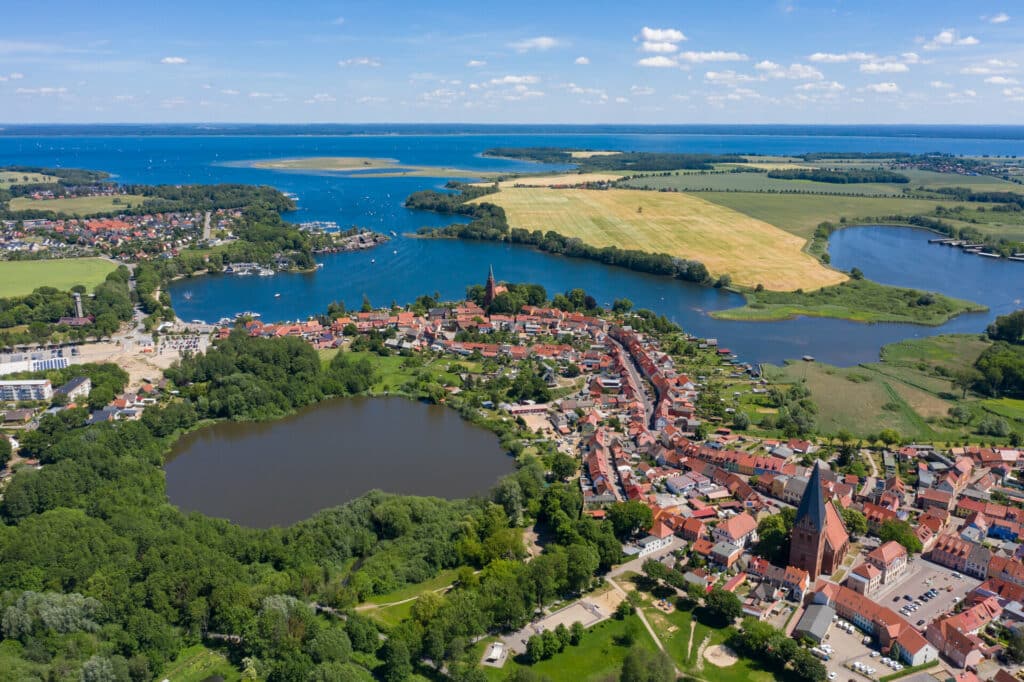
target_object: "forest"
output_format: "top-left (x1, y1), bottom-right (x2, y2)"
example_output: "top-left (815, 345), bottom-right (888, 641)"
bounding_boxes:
top-left (973, 311), bottom-right (1024, 398)
top-left (766, 168), bottom-right (910, 184)
top-left (0, 322), bottom-right (646, 681)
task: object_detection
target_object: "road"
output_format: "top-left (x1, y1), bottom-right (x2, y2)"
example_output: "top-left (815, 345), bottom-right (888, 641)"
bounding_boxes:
top-left (606, 334), bottom-right (655, 429)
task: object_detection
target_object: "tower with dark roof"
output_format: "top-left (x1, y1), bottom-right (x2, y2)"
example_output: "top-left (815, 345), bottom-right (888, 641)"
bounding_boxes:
top-left (789, 461), bottom-right (850, 580)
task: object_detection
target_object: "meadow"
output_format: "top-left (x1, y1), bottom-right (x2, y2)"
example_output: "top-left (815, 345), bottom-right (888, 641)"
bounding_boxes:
top-left (473, 187), bottom-right (846, 291)
top-left (0, 258), bottom-right (117, 297)
top-left (8, 194), bottom-right (145, 215)
top-left (0, 170), bottom-right (58, 188)
top-left (765, 335), bottom-right (1022, 441)
top-left (620, 171), bottom-right (903, 196)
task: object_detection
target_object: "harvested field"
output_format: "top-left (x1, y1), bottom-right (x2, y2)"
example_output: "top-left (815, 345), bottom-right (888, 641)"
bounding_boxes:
top-left (473, 187), bottom-right (845, 291)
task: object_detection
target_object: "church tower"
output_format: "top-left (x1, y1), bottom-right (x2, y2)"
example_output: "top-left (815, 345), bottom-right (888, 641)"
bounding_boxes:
top-left (484, 265), bottom-right (498, 308)
top-left (789, 461), bottom-right (850, 580)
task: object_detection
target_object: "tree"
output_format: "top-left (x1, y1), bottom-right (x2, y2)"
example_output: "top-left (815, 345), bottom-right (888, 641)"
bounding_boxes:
top-left (0, 436), bottom-right (11, 469)
top-left (878, 519), bottom-right (923, 554)
top-left (549, 452), bottom-right (577, 481)
top-left (952, 369), bottom-right (982, 398)
top-left (702, 588), bottom-right (742, 627)
top-left (840, 508), bottom-right (867, 540)
top-left (619, 646), bottom-right (674, 682)
top-left (379, 638), bottom-right (413, 682)
top-left (878, 429), bottom-right (901, 446)
top-left (607, 501), bottom-right (653, 540)
top-left (732, 411), bottom-right (751, 430)
top-left (525, 634), bottom-right (546, 664)
top-left (612, 298), bottom-right (634, 313)
top-left (569, 621), bottom-right (585, 645)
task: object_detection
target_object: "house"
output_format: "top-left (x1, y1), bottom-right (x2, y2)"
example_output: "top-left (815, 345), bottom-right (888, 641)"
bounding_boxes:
top-left (794, 603), bottom-right (835, 643)
top-left (710, 541), bottom-right (743, 568)
top-left (635, 521), bottom-right (675, 557)
top-left (925, 597), bottom-right (1001, 668)
top-left (680, 517), bottom-right (706, 542)
top-left (712, 512), bottom-right (758, 549)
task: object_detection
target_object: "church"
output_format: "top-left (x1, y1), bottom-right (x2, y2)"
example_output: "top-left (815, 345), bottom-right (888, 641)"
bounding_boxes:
top-left (483, 265), bottom-right (508, 308)
top-left (789, 461), bottom-right (850, 580)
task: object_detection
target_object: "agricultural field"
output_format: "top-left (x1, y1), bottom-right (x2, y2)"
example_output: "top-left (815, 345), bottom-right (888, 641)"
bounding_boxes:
top-left (620, 171), bottom-right (903, 196)
top-left (764, 334), bottom-right (1022, 441)
top-left (901, 169), bottom-right (1024, 192)
top-left (472, 187), bottom-right (846, 291)
top-left (691, 192), bottom-right (969, 239)
top-left (0, 257), bottom-right (117, 297)
top-left (0, 170), bottom-right (58, 188)
top-left (8, 194), bottom-right (145, 215)
top-left (493, 172), bottom-right (624, 187)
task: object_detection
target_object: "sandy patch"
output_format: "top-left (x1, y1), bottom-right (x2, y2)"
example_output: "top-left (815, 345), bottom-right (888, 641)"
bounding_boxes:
top-left (704, 644), bottom-right (739, 668)
top-left (569, 151), bottom-right (621, 159)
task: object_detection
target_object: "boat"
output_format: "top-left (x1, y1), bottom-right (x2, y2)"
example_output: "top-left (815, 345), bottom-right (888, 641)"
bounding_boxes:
top-left (316, 262), bottom-right (325, 269)
top-left (182, 291), bottom-right (193, 301)
top-left (393, 249), bottom-right (398, 254)
top-left (802, 355), bottom-right (815, 362)
top-left (371, 258), bottom-right (376, 264)
top-left (274, 293), bottom-right (281, 298)
top-left (389, 230), bottom-right (397, 236)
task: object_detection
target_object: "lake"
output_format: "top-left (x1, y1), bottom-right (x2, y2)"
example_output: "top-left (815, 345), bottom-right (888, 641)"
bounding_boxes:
top-left (163, 396), bottom-right (513, 527)
top-left (2, 125), bottom-right (1023, 364)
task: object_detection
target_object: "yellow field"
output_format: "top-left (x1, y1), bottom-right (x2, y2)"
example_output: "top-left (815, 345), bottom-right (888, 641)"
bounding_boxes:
top-left (473, 187), bottom-right (846, 291)
top-left (569, 150), bottom-right (620, 159)
top-left (493, 172), bottom-right (624, 188)
top-left (9, 195), bottom-right (144, 215)
top-left (0, 171), bottom-right (58, 188)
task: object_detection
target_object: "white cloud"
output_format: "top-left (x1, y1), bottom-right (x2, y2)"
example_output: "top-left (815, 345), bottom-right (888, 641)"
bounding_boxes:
top-left (990, 12), bottom-right (1010, 23)
top-left (7, 72), bottom-right (23, 80)
top-left (864, 82), bottom-right (900, 93)
top-left (489, 75), bottom-right (539, 85)
top-left (985, 76), bottom-right (1019, 85)
top-left (756, 61), bottom-right (823, 79)
top-left (575, 56), bottom-right (590, 65)
top-left (332, 16), bottom-right (345, 25)
top-left (637, 56), bottom-right (677, 68)
top-left (960, 59), bottom-right (1018, 75)
top-left (221, 89), bottom-right (240, 95)
top-left (796, 81), bottom-right (845, 92)
top-left (808, 51), bottom-right (875, 63)
top-left (15, 86), bottom-right (67, 95)
top-left (615, 96), bottom-right (629, 103)
top-left (630, 85), bottom-right (655, 95)
top-left (638, 27), bottom-right (686, 43)
top-left (160, 96), bottom-right (186, 108)
top-left (466, 59), bottom-right (486, 67)
top-left (304, 93), bottom-right (336, 104)
top-left (357, 96), bottom-right (388, 104)
top-left (705, 70), bottom-right (757, 85)
top-left (860, 61), bottom-right (909, 73)
top-left (339, 57), bottom-right (381, 67)
top-left (901, 52), bottom-right (921, 64)
top-left (565, 82), bottom-right (606, 98)
top-left (509, 36), bottom-right (560, 52)
top-left (677, 51), bottom-right (747, 63)
top-left (249, 91), bottom-right (275, 98)
top-left (641, 41), bottom-right (679, 53)
top-left (1004, 87), bottom-right (1024, 101)
top-left (160, 56), bottom-right (187, 64)
top-left (924, 28), bottom-right (979, 50)
top-left (113, 94), bottom-right (135, 102)
top-left (930, 80), bottom-right (953, 88)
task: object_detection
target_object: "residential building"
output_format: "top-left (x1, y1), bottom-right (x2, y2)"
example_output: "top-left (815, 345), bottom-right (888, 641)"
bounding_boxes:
top-left (0, 379), bottom-right (53, 401)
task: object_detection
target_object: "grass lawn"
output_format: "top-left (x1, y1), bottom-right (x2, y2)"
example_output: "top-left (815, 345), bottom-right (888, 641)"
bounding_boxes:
top-left (9, 194), bottom-right (145, 215)
top-left (765, 335), bottom-right (998, 441)
top-left (712, 279), bottom-right (986, 326)
top-left (692, 192), bottom-right (969, 239)
top-left (0, 170), bottom-right (58, 187)
top-left (365, 568), bottom-right (460, 606)
top-left (478, 614), bottom-right (658, 682)
top-left (0, 257), bottom-right (118, 297)
top-left (472, 187), bottom-right (845, 291)
top-left (980, 397), bottom-right (1024, 423)
top-left (159, 644), bottom-right (240, 682)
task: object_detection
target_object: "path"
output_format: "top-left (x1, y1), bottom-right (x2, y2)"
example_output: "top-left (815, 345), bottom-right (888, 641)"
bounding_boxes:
top-left (606, 576), bottom-right (683, 677)
top-left (864, 448), bottom-right (879, 478)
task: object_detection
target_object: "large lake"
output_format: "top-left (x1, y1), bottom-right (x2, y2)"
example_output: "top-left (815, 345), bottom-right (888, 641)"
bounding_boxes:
top-left (164, 396), bottom-right (513, 527)
top-left (2, 125), bottom-right (1022, 364)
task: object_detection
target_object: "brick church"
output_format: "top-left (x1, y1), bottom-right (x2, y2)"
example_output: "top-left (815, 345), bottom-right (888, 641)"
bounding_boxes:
top-left (789, 461), bottom-right (850, 580)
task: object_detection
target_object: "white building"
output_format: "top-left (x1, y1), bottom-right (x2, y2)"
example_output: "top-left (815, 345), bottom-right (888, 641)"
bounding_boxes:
top-left (0, 379), bottom-right (53, 401)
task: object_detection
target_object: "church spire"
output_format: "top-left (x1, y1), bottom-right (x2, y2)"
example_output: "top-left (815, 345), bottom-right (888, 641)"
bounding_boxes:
top-left (484, 265), bottom-right (498, 307)
top-left (795, 460), bottom-right (827, 533)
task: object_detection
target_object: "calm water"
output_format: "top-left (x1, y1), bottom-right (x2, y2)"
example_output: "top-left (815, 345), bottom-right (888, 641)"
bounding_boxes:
top-left (2, 125), bottom-right (1022, 365)
top-left (164, 396), bottom-right (512, 527)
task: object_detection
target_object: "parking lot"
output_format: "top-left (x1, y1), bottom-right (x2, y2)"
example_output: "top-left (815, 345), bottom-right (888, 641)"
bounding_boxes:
top-left (871, 557), bottom-right (980, 631)
top-left (819, 617), bottom-right (889, 681)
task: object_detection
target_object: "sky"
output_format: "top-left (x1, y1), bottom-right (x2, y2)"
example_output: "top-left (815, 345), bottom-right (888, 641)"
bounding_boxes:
top-left (1, 0), bottom-right (1023, 124)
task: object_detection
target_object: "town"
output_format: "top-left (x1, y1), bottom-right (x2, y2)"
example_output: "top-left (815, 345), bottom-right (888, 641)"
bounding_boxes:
top-left (3, 268), bottom-right (1021, 682)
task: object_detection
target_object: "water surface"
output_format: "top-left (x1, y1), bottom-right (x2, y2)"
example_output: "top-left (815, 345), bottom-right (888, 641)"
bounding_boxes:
top-left (164, 396), bottom-right (512, 527)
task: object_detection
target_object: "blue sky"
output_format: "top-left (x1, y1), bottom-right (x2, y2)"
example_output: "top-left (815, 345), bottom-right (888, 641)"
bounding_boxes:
top-left (1, 0), bottom-right (1022, 124)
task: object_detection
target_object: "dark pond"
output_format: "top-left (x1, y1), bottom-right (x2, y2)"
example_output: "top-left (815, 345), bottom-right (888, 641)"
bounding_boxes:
top-left (164, 396), bottom-right (512, 527)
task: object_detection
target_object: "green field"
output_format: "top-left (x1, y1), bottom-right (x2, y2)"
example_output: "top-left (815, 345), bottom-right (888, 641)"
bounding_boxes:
top-left (901, 169), bottom-right (1024, 192)
top-left (0, 258), bottom-right (117, 297)
top-left (158, 644), bottom-right (241, 682)
top-left (478, 614), bottom-right (659, 682)
top-left (692, 192), bottom-right (969, 239)
top-left (713, 279), bottom-right (987, 325)
top-left (8, 194), bottom-right (145, 215)
top-left (0, 170), bottom-right (58, 188)
top-left (764, 335), bottom-right (1019, 441)
top-left (620, 171), bottom-right (903, 196)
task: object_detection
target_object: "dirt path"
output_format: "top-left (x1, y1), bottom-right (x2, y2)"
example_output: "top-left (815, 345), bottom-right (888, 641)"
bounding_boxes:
top-left (686, 619), bottom-right (696, 661)
top-left (607, 577), bottom-right (683, 677)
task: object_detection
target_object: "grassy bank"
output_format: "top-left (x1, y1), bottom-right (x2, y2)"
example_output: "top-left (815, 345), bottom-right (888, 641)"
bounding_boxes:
top-left (0, 257), bottom-right (118, 297)
top-left (712, 279), bottom-right (987, 325)
top-left (763, 334), bottom-right (1023, 441)
top-left (249, 156), bottom-right (486, 179)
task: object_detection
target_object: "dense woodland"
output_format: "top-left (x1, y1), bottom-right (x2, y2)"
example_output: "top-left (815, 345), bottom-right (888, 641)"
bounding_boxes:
top-left (973, 310), bottom-right (1024, 399)
top-left (766, 168), bottom-right (909, 184)
top-left (0, 325), bottom-right (648, 681)
top-left (482, 148), bottom-right (747, 171)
